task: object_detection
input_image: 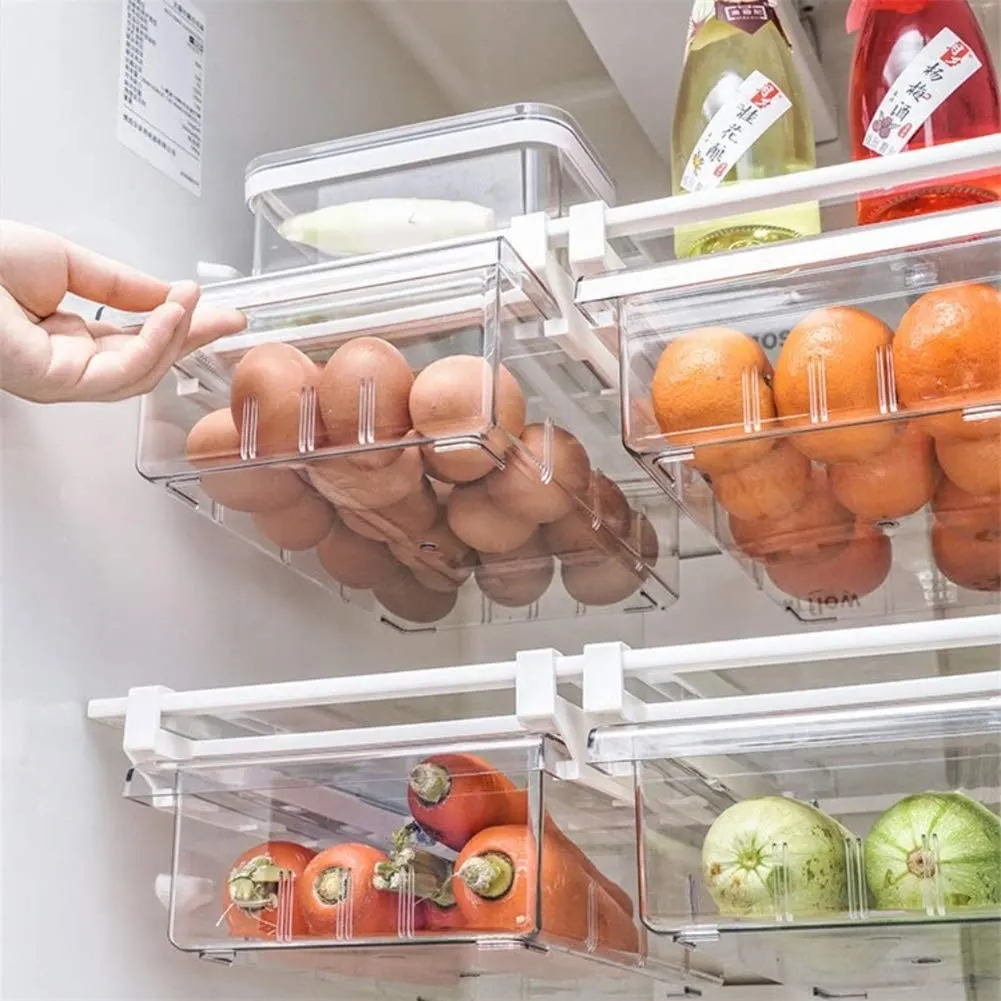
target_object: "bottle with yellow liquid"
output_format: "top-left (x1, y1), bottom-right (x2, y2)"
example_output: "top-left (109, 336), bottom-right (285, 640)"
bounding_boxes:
top-left (672, 0), bottom-right (822, 258)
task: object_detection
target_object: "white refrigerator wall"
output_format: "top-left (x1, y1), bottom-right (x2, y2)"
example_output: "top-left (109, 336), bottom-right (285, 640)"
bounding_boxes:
top-left (0, 2), bottom-right (462, 998)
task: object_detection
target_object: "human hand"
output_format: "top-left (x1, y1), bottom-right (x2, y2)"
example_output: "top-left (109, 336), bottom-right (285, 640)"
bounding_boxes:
top-left (0, 220), bottom-right (246, 403)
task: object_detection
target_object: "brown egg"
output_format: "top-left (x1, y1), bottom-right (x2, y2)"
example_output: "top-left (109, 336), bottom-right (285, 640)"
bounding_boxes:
top-left (317, 336), bottom-right (414, 469)
top-left (428, 478), bottom-right (454, 505)
top-left (308, 438), bottom-right (423, 510)
top-left (412, 560), bottom-right (473, 594)
top-left (475, 533), bottom-right (555, 607)
top-left (374, 568), bottom-right (458, 624)
top-left (542, 473), bottom-right (631, 563)
top-left (252, 490), bottom-right (335, 550)
top-left (629, 511), bottom-right (660, 565)
top-left (562, 557), bottom-right (642, 606)
top-left (389, 511), bottom-right (471, 568)
top-left (447, 479), bottom-right (537, 554)
top-left (336, 478), bottom-right (439, 543)
top-left (410, 356), bottom-right (526, 481)
top-left (230, 343), bottom-right (322, 457)
top-left (486, 424), bottom-right (591, 524)
top-left (186, 409), bottom-right (306, 513)
top-left (421, 442), bottom-right (502, 484)
top-left (316, 516), bottom-right (403, 590)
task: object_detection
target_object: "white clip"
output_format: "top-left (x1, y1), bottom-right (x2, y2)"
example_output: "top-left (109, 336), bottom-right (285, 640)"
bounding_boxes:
top-left (514, 648), bottom-right (561, 731)
top-left (123, 685), bottom-right (174, 767)
top-left (515, 648), bottom-right (587, 780)
top-left (582, 642), bottom-right (644, 724)
top-left (568, 201), bottom-right (625, 278)
top-left (507, 212), bottom-right (551, 273)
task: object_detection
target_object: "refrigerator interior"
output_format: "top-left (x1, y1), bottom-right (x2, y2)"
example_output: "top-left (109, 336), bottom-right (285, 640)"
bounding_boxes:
top-left (1, 2), bottom-right (999, 1001)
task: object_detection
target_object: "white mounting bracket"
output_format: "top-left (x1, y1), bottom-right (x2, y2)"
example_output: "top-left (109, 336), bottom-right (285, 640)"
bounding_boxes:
top-left (508, 211), bottom-right (620, 389)
top-left (582, 641), bottom-right (646, 725)
top-left (515, 648), bottom-right (584, 777)
top-left (515, 649), bottom-right (637, 806)
top-left (567, 201), bottom-right (626, 279)
top-left (122, 685), bottom-right (194, 811)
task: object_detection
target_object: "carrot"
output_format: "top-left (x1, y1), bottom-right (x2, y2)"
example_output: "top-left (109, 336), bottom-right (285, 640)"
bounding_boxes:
top-left (419, 897), bottom-right (468, 932)
top-left (407, 752), bottom-right (521, 849)
top-left (225, 840), bottom-right (316, 940)
top-left (407, 752), bottom-right (634, 917)
top-left (452, 825), bottom-right (639, 956)
top-left (297, 843), bottom-right (400, 938)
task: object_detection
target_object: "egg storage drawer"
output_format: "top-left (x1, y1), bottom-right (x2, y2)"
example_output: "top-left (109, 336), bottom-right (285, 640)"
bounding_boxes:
top-left (581, 204), bottom-right (1001, 622)
top-left (139, 237), bottom-right (679, 630)
top-left (246, 103), bottom-right (614, 274)
top-left (587, 672), bottom-right (1001, 993)
top-left (141, 734), bottom-right (684, 986)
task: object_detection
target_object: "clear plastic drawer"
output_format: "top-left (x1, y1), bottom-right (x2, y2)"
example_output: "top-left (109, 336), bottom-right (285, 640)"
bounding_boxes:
top-left (585, 204), bottom-right (1001, 622)
top-left (129, 734), bottom-right (699, 989)
top-left (139, 237), bottom-right (678, 630)
top-left (589, 672), bottom-right (1001, 993)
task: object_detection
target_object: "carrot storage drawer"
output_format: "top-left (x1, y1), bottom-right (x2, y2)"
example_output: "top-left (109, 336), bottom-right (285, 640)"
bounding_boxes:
top-left (579, 203), bottom-right (1001, 623)
top-left (588, 671), bottom-right (1001, 994)
top-left (133, 733), bottom-right (695, 988)
top-left (246, 104), bottom-right (615, 275)
top-left (139, 237), bottom-right (678, 630)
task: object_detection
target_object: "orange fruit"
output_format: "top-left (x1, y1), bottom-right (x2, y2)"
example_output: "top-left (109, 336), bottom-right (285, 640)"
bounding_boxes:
top-left (650, 326), bottom-right (776, 475)
top-left (773, 306), bottom-right (897, 463)
top-left (932, 478), bottom-right (1001, 541)
top-left (828, 423), bottom-right (937, 521)
top-left (936, 434), bottom-right (1001, 497)
top-left (893, 283), bottom-right (1001, 440)
top-left (712, 441), bottom-right (811, 521)
top-left (729, 469), bottom-right (855, 564)
top-left (932, 522), bottom-right (1001, 592)
top-left (766, 525), bottom-right (892, 607)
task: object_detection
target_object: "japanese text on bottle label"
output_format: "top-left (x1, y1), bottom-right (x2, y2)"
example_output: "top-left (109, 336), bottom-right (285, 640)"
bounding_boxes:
top-left (116, 0), bottom-right (205, 195)
top-left (681, 71), bottom-right (792, 194)
top-left (862, 28), bottom-right (982, 157)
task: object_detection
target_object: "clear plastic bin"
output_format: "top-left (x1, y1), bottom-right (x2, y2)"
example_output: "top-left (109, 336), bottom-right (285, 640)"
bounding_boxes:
top-left (246, 104), bottom-right (615, 274)
top-left (585, 204), bottom-right (1001, 622)
top-left (138, 237), bottom-right (679, 630)
top-left (588, 672), bottom-right (1001, 993)
top-left (130, 734), bottom-right (696, 987)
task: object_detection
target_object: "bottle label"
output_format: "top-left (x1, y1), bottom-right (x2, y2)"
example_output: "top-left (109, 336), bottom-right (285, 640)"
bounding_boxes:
top-left (862, 28), bottom-right (983, 157)
top-left (681, 70), bottom-right (792, 193)
top-left (686, 0), bottom-right (787, 52)
top-left (716, 1), bottom-right (787, 41)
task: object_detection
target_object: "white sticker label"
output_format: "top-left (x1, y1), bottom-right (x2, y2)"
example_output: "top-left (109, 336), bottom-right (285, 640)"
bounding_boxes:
top-left (681, 71), bottom-right (791, 194)
top-left (863, 28), bottom-right (982, 157)
top-left (117, 0), bottom-right (205, 195)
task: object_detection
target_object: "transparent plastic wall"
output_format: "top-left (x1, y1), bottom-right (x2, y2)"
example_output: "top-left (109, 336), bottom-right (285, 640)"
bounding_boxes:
top-left (138, 238), bottom-right (678, 630)
top-left (246, 104), bottom-right (615, 274)
top-left (131, 736), bottom-right (693, 987)
top-left (609, 206), bottom-right (1001, 622)
top-left (588, 672), bottom-right (1001, 994)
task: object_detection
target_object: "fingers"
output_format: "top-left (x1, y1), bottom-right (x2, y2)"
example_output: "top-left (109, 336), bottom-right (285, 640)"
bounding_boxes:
top-left (180, 304), bottom-right (247, 357)
top-left (62, 237), bottom-right (171, 313)
top-left (77, 282), bottom-right (199, 401)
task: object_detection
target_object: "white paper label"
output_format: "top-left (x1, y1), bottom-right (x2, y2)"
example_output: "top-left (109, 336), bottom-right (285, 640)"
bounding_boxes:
top-left (117, 0), bottom-right (205, 195)
top-left (863, 28), bottom-right (982, 157)
top-left (681, 71), bottom-right (791, 193)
